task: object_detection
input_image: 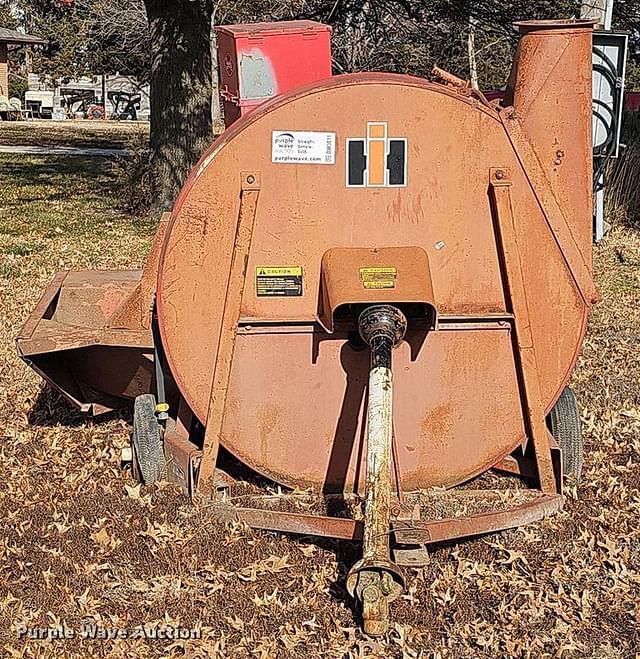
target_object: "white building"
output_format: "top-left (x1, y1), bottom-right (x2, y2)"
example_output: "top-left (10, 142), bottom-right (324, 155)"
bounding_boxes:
top-left (28, 72), bottom-right (150, 120)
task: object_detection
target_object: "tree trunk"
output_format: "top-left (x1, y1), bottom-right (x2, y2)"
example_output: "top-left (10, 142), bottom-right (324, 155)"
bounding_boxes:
top-left (210, 14), bottom-right (224, 134)
top-left (467, 16), bottom-right (478, 90)
top-left (143, 0), bottom-right (213, 210)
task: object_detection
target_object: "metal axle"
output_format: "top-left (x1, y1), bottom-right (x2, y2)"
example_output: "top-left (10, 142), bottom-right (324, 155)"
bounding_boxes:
top-left (347, 304), bottom-right (407, 637)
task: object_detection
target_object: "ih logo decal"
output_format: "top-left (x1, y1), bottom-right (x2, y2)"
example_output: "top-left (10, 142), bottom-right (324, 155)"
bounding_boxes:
top-left (346, 122), bottom-right (407, 188)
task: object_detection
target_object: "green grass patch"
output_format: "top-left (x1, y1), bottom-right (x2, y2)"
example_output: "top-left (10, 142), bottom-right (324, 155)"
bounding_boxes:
top-left (0, 242), bottom-right (44, 256)
top-left (0, 261), bottom-right (19, 278)
top-left (0, 153), bottom-right (157, 283)
top-left (0, 154), bottom-right (156, 241)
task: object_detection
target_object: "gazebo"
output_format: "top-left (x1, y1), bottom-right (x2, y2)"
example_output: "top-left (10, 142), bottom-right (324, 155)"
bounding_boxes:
top-left (0, 27), bottom-right (47, 97)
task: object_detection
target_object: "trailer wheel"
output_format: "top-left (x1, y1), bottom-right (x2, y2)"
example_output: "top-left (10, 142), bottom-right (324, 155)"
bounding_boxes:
top-left (131, 394), bottom-right (166, 484)
top-left (547, 387), bottom-right (583, 481)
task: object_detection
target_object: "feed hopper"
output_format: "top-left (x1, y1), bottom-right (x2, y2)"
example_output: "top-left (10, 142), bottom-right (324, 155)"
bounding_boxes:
top-left (17, 19), bottom-right (598, 635)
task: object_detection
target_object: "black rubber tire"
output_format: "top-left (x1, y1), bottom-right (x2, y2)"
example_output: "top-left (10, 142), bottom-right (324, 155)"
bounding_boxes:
top-left (131, 394), bottom-right (166, 484)
top-left (547, 387), bottom-right (584, 481)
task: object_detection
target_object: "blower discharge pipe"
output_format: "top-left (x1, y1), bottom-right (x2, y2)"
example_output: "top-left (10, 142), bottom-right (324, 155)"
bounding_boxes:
top-left (348, 305), bottom-right (407, 637)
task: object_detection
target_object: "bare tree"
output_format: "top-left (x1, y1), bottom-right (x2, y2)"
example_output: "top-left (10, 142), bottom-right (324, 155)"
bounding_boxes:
top-left (83, 0), bottom-right (149, 60)
top-left (79, 0), bottom-right (213, 207)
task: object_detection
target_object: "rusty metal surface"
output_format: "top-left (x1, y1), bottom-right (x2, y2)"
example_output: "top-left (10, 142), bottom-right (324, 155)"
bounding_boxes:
top-left (15, 19), bottom-right (596, 640)
top-left (158, 60), bottom-right (593, 491)
top-left (212, 504), bottom-right (364, 541)
top-left (208, 490), bottom-right (562, 547)
top-left (164, 421), bottom-right (201, 495)
top-left (20, 345), bottom-right (152, 414)
top-left (17, 265), bottom-right (158, 413)
top-left (16, 213), bottom-right (172, 413)
top-left (34, 270), bottom-right (141, 329)
top-left (198, 172), bottom-right (262, 492)
top-left (109, 213), bottom-right (170, 331)
top-left (507, 19), bottom-right (596, 276)
top-left (430, 66), bottom-right (471, 94)
top-left (18, 269), bottom-right (147, 351)
top-left (392, 493), bottom-right (563, 544)
top-left (17, 270), bottom-right (69, 341)
top-left (19, 21), bottom-right (596, 495)
top-left (345, 557), bottom-right (405, 637)
top-left (318, 247), bottom-right (436, 333)
top-left (489, 168), bottom-right (556, 493)
top-left (392, 546), bottom-right (430, 567)
top-left (499, 113), bottom-right (598, 308)
top-left (222, 325), bottom-right (524, 492)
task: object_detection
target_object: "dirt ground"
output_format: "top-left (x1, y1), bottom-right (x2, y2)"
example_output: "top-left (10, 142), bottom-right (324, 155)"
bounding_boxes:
top-left (0, 154), bottom-right (638, 658)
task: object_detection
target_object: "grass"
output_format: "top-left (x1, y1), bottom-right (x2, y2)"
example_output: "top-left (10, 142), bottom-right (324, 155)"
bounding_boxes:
top-left (0, 242), bottom-right (44, 257)
top-left (0, 120), bottom-right (149, 150)
top-left (0, 155), bottom-right (156, 267)
top-left (0, 152), bottom-right (638, 658)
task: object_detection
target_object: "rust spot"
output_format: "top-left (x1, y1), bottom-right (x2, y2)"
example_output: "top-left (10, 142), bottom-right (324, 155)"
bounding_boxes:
top-left (388, 190), bottom-right (402, 223)
top-left (422, 403), bottom-right (453, 443)
top-left (259, 402), bottom-right (280, 459)
top-left (411, 192), bottom-right (425, 224)
top-left (97, 285), bottom-right (127, 319)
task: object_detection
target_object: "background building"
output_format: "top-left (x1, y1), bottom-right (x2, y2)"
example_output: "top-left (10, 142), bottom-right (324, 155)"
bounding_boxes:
top-left (27, 72), bottom-right (150, 120)
top-left (0, 27), bottom-right (46, 97)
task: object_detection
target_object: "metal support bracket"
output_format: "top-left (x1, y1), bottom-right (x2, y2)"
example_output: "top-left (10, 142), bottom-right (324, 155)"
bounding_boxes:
top-left (196, 172), bottom-right (261, 497)
top-left (489, 167), bottom-right (557, 494)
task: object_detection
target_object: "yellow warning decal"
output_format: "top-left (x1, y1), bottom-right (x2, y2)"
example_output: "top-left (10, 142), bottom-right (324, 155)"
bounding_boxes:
top-left (363, 280), bottom-right (395, 289)
top-left (256, 266), bottom-right (302, 277)
top-left (359, 266), bottom-right (397, 289)
top-left (256, 266), bottom-right (303, 296)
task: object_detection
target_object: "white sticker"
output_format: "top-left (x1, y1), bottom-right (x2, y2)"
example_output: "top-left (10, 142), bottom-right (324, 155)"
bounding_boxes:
top-left (272, 131), bottom-right (336, 164)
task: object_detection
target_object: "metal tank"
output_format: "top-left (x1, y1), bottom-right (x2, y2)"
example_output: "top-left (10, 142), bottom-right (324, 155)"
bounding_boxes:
top-left (17, 19), bottom-right (597, 635)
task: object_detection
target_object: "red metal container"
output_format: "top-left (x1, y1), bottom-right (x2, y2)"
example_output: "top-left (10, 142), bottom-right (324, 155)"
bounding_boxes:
top-left (216, 20), bottom-right (332, 126)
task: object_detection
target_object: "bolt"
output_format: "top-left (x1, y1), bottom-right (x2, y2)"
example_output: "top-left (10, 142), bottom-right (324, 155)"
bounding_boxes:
top-left (362, 584), bottom-right (381, 603)
top-left (246, 174), bottom-right (255, 184)
top-left (495, 170), bottom-right (505, 180)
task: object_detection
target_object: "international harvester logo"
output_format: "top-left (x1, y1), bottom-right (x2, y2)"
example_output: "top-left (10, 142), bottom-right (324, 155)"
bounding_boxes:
top-left (346, 122), bottom-right (407, 187)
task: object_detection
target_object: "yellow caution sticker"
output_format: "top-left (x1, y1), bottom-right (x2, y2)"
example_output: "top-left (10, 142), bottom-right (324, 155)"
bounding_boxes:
top-left (256, 266), bottom-right (303, 297)
top-left (359, 266), bottom-right (397, 289)
top-left (257, 267), bottom-right (302, 276)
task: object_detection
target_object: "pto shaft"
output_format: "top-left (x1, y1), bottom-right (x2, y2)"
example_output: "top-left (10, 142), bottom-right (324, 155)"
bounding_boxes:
top-left (347, 305), bottom-right (407, 636)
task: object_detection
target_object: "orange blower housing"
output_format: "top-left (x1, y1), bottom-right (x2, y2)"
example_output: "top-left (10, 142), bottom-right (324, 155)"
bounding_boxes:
top-left (18, 19), bottom-right (597, 564)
